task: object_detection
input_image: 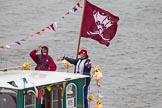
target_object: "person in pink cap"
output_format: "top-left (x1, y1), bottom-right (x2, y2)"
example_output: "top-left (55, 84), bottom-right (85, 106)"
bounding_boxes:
top-left (65, 49), bottom-right (92, 108)
top-left (29, 45), bottom-right (57, 71)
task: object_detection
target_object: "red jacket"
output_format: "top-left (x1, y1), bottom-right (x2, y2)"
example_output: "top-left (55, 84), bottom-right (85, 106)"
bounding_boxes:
top-left (30, 48), bottom-right (56, 71)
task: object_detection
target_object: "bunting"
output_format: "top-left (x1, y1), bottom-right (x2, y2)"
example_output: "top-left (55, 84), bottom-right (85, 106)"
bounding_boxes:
top-left (8, 81), bottom-right (18, 87)
top-left (0, 0), bottom-right (82, 49)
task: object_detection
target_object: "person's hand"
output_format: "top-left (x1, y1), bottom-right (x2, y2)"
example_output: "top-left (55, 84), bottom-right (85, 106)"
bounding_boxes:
top-left (57, 54), bottom-right (66, 61)
top-left (62, 55), bottom-right (66, 60)
top-left (35, 45), bottom-right (42, 51)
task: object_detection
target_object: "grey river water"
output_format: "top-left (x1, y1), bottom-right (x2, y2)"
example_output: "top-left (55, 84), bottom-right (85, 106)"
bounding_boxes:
top-left (0, 0), bottom-right (162, 108)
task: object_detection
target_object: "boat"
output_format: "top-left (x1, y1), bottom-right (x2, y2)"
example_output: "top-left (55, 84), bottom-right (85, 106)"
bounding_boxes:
top-left (0, 70), bottom-right (88, 108)
top-left (0, 0), bottom-right (119, 107)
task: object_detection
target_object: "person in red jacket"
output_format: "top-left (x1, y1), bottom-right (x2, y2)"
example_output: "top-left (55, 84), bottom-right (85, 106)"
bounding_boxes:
top-left (30, 45), bottom-right (57, 71)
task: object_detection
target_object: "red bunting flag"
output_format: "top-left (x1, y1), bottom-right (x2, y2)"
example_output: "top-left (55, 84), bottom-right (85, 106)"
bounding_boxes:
top-left (35, 32), bottom-right (41, 35)
top-left (41, 28), bottom-right (46, 31)
top-left (0, 46), bottom-right (4, 48)
top-left (50, 24), bottom-right (55, 31)
top-left (77, 2), bottom-right (82, 8)
top-left (65, 11), bottom-right (70, 15)
top-left (80, 1), bottom-right (119, 46)
top-left (37, 88), bottom-right (41, 101)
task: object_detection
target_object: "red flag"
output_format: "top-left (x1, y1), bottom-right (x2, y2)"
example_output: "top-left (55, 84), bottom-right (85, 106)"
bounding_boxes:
top-left (37, 88), bottom-right (41, 101)
top-left (80, 1), bottom-right (119, 46)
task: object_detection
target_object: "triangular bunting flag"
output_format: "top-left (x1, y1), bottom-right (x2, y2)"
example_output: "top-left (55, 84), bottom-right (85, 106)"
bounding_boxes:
top-left (8, 81), bottom-right (18, 87)
top-left (50, 24), bottom-right (55, 31)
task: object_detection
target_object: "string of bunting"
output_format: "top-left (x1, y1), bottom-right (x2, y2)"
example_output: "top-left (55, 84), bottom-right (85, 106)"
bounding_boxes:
top-left (0, 0), bottom-right (82, 49)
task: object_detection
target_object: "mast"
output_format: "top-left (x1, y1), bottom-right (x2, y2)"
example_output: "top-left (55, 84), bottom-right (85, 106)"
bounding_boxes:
top-left (74, 0), bottom-right (87, 73)
top-left (76, 0), bottom-right (87, 59)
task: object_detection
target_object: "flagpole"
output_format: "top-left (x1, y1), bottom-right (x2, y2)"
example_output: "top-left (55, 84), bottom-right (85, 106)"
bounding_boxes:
top-left (76, 0), bottom-right (87, 59)
top-left (74, 0), bottom-right (87, 73)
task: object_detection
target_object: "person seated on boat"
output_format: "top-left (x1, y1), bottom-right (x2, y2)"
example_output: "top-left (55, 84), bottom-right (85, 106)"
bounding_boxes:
top-left (29, 45), bottom-right (57, 71)
top-left (64, 49), bottom-right (92, 108)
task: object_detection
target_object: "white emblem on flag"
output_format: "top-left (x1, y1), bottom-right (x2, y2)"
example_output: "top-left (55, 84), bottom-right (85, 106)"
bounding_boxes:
top-left (87, 11), bottom-right (113, 41)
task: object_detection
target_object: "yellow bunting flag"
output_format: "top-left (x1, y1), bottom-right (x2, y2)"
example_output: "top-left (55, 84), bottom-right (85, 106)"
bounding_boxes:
top-left (46, 86), bottom-right (52, 92)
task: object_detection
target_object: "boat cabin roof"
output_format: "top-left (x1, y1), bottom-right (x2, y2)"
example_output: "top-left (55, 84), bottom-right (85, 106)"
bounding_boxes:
top-left (0, 70), bottom-right (88, 90)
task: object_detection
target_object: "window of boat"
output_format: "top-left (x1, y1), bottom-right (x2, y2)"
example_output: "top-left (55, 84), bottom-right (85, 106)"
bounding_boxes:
top-left (51, 86), bottom-right (62, 108)
top-left (24, 90), bottom-right (36, 108)
top-left (52, 89), bottom-right (59, 108)
top-left (0, 88), bottom-right (17, 108)
top-left (66, 83), bottom-right (76, 108)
